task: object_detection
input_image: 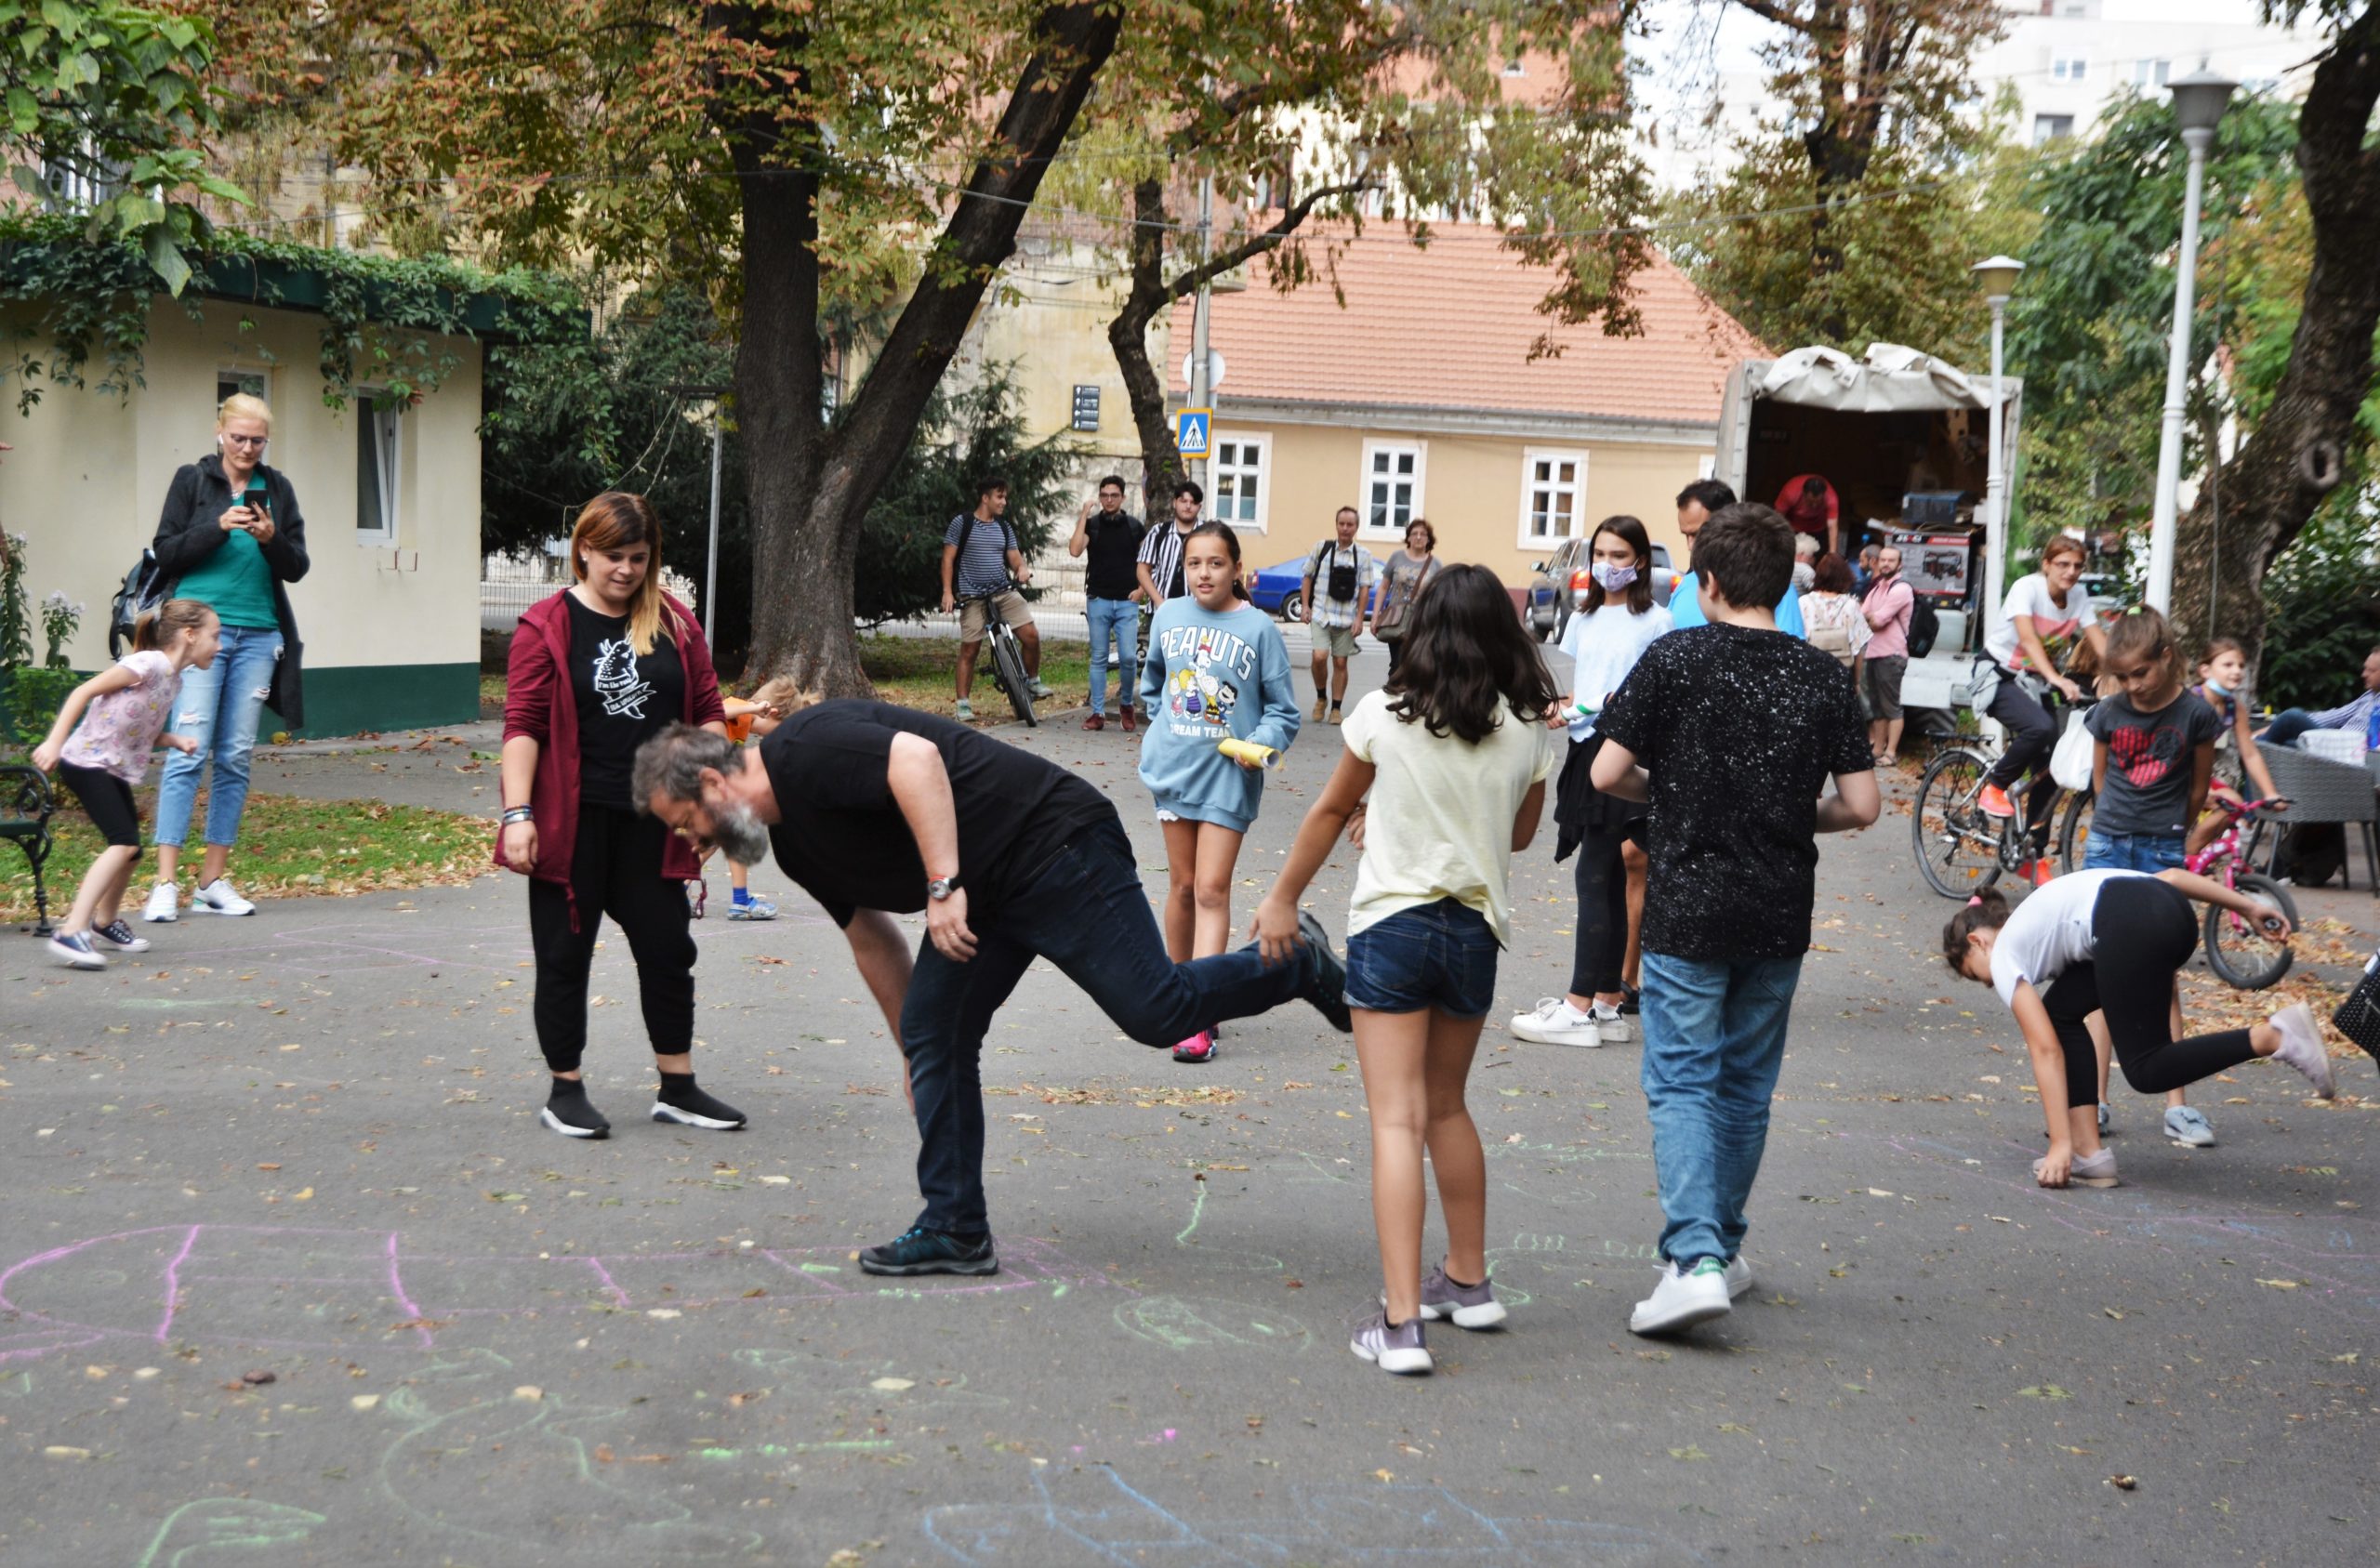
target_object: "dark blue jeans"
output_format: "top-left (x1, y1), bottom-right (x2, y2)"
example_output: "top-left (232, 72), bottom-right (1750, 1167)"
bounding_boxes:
top-left (898, 814), bottom-right (1313, 1236)
top-left (2261, 708), bottom-right (2319, 749)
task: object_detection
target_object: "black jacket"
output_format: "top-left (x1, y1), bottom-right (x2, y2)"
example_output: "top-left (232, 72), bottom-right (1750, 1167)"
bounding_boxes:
top-left (151, 454), bottom-right (311, 729)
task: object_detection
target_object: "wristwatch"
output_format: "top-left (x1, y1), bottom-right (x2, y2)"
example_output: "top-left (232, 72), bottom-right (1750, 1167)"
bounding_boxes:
top-left (927, 874), bottom-right (962, 902)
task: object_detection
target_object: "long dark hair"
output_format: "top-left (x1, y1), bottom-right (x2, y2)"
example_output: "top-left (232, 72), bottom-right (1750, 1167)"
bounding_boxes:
top-left (1385, 563), bottom-right (1559, 744)
top-left (1184, 520), bottom-right (1250, 600)
top-left (1581, 515), bottom-right (1654, 615)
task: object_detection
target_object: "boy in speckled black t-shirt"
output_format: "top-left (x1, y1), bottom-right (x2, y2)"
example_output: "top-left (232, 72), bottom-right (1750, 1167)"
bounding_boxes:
top-left (1590, 503), bottom-right (1881, 1337)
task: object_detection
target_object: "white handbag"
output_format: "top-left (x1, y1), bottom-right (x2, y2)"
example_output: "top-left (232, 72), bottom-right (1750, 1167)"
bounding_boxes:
top-left (2049, 711), bottom-right (2096, 792)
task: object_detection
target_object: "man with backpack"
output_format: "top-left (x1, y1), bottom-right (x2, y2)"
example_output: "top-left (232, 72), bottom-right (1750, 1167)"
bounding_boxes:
top-left (1860, 545), bottom-right (1916, 767)
top-left (1298, 506), bottom-right (1380, 725)
top-left (940, 475), bottom-right (1051, 722)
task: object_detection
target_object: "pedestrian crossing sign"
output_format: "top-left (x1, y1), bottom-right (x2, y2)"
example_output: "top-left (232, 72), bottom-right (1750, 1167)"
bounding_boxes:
top-left (1175, 408), bottom-right (1212, 457)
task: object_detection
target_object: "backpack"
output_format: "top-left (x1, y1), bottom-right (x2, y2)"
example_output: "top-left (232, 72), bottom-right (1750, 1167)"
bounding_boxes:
top-left (1906, 598), bottom-right (1941, 660)
top-left (106, 548), bottom-right (167, 659)
top-left (955, 513), bottom-right (1019, 588)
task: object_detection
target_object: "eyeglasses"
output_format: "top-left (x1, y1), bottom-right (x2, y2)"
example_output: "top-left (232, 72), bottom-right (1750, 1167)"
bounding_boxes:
top-left (222, 434), bottom-right (269, 449)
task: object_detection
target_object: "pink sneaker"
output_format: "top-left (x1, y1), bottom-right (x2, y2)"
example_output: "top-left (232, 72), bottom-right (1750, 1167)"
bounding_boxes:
top-left (1172, 1030), bottom-right (1217, 1063)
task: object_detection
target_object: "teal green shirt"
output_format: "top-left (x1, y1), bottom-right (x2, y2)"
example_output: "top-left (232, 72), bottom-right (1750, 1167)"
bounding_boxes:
top-left (174, 527), bottom-right (278, 628)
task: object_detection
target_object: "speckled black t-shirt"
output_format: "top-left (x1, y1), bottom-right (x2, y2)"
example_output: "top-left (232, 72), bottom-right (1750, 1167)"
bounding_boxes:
top-left (1596, 623), bottom-right (1872, 962)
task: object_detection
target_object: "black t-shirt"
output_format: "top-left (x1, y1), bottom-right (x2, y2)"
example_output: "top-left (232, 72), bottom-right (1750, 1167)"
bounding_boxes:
top-left (2085, 690), bottom-right (2222, 837)
top-left (759, 700), bottom-right (1113, 927)
top-left (566, 594), bottom-right (684, 807)
top-left (1596, 623), bottom-right (1873, 962)
top-left (1082, 510), bottom-right (1145, 600)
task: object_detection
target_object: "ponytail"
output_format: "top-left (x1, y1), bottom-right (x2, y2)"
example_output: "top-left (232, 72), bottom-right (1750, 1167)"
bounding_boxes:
top-left (133, 598), bottom-right (214, 655)
top-left (1941, 888), bottom-right (2012, 975)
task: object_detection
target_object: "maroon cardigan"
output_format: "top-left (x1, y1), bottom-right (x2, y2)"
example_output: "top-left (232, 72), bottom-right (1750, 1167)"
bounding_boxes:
top-left (497, 590), bottom-right (726, 908)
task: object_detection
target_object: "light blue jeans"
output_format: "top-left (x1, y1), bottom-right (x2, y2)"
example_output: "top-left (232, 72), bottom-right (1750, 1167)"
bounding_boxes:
top-left (153, 624), bottom-right (283, 850)
top-left (1086, 596), bottom-right (1140, 717)
top-left (1640, 949), bottom-right (1805, 1268)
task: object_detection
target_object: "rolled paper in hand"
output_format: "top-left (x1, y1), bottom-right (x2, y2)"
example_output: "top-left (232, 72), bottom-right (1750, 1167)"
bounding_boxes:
top-left (1217, 737), bottom-right (1279, 770)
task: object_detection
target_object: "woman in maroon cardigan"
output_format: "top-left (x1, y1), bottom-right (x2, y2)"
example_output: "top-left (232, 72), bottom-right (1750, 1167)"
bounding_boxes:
top-left (497, 493), bottom-right (739, 1140)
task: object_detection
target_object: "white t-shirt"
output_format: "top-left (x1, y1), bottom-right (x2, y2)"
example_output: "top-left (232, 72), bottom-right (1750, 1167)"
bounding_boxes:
top-left (1989, 868), bottom-right (2141, 1007)
top-left (1559, 601), bottom-right (1672, 741)
top-left (1984, 573), bottom-right (2095, 672)
top-left (1341, 689), bottom-right (1556, 944)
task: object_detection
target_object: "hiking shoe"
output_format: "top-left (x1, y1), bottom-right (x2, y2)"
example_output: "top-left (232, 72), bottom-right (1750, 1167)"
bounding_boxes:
top-left (954, 698), bottom-right (974, 721)
top-left (1725, 1255), bottom-right (1752, 1299)
top-left (192, 878), bottom-right (255, 916)
top-left (1119, 705), bottom-right (1136, 733)
top-left (1295, 910), bottom-right (1352, 1034)
top-left (1590, 1002), bottom-right (1633, 1043)
top-left (1418, 1264), bottom-right (1506, 1329)
top-left (141, 883), bottom-right (178, 923)
top-left (2033, 1148), bottom-right (2119, 1187)
top-left (1172, 1030), bottom-right (1217, 1064)
top-left (46, 930), bottom-right (107, 970)
top-left (1349, 1309), bottom-right (1433, 1375)
top-left (92, 920), bottom-right (150, 953)
top-left (1509, 996), bottom-right (1603, 1048)
top-left (1630, 1258), bottom-right (1731, 1337)
top-left (540, 1082), bottom-right (611, 1140)
top-left (2268, 1004), bottom-right (2334, 1099)
top-left (2163, 1104), bottom-right (2215, 1147)
top-left (727, 895), bottom-right (777, 921)
top-left (652, 1083), bottom-right (747, 1130)
top-left (858, 1226), bottom-right (998, 1277)
top-left (1082, 713), bottom-right (1105, 731)
top-left (1027, 678), bottom-right (1053, 700)
top-left (1312, 697), bottom-right (1327, 722)
top-left (1328, 705), bottom-right (1342, 725)
top-left (1977, 784), bottom-right (2016, 819)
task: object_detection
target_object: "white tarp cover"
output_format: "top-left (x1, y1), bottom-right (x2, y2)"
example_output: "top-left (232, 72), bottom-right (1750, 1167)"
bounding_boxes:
top-left (1755, 343), bottom-right (1988, 412)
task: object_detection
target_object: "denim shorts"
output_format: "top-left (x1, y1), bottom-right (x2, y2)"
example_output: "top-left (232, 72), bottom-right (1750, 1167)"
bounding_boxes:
top-left (2082, 830), bottom-right (2186, 873)
top-left (1343, 898), bottom-right (1500, 1018)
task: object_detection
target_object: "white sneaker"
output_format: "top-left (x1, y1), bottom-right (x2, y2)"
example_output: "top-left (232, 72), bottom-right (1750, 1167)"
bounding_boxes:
top-left (141, 883), bottom-right (178, 923)
top-left (1630, 1258), bottom-right (1732, 1337)
top-left (46, 930), bottom-right (108, 969)
top-left (1590, 1002), bottom-right (1633, 1043)
top-left (192, 878), bottom-right (256, 916)
top-left (1510, 996), bottom-right (1604, 1048)
top-left (2268, 1004), bottom-right (2334, 1099)
top-left (1725, 1255), bottom-right (1752, 1299)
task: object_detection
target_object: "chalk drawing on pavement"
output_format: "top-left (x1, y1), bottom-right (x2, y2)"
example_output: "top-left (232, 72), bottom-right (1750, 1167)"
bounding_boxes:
top-left (134, 1498), bottom-right (326, 1568)
top-left (1111, 1296), bottom-right (1312, 1353)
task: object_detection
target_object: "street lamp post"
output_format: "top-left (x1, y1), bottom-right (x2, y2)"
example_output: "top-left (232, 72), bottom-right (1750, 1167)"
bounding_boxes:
top-left (2146, 69), bottom-right (2237, 613)
top-left (1972, 256), bottom-right (2025, 647)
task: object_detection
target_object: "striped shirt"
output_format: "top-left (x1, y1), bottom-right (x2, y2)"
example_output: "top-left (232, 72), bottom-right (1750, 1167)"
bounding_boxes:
top-left (943, 512), bottom-right (1017, 597)
top-left (1303, 541), bottom-right (1381, 631)
top-left (1137, 520), bottom-right (1199, 601)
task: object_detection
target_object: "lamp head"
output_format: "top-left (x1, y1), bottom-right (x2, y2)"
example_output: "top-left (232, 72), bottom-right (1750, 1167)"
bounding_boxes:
top-left (1970, 255), bottom-right (2026, 305)
top-left (2167, 70), bottom-right (2237, 136)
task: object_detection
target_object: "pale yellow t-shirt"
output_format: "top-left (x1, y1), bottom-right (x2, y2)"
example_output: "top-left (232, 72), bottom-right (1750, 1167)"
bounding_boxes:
top-left (1341, 689), bottom-right (1555, 944)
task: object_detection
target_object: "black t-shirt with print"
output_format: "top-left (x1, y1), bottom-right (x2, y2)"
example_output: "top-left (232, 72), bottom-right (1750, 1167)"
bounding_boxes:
top-left (2085, 690), bottom-right (2222, 837)
top-left (1595, 623), bottom-right (1874, 962)
top-left (566, 593), bottom-right (685, 808)
top-left (759, 700), bottom-right (1113, 927)
top-left (1083, 510), bottom-right (1145, 600)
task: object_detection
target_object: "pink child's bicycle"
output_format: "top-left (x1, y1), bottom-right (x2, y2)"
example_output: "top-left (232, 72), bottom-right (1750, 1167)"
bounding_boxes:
top-left (2189, 795), bottom-right (2298, 989)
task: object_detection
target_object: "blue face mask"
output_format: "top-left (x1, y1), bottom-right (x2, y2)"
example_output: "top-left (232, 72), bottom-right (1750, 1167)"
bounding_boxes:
top-left (1591, 561), bottom-right (1638, 592)
top-left (2202, 678), bottom-right (2230, 697)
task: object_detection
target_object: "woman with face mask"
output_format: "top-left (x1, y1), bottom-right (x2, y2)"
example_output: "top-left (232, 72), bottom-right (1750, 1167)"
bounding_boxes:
top-left (1511, 516), bottom-right (1673, 1049)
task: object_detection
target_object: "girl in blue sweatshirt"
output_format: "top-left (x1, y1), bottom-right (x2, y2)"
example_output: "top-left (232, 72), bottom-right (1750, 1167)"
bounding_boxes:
top-left (1138, 520), bottom-right (1301, 1062)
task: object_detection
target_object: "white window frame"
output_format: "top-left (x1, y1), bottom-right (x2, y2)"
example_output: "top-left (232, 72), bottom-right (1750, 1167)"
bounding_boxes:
top-left (1515, 447), bottom-right (1589, 550)
top-left (1210, 429), bottom-right (1271, 533)
top-left (354, 390), bottom-right (403, 547)
top-left (2051, 55), bottom-right (2088, 84)
top-left (1357, 440), bottom-right (1426, 543)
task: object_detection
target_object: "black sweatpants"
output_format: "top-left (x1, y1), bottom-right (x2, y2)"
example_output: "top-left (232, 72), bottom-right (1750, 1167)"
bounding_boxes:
top-left (1981, 675), bottom-right (2064, 842)
top-left (528, 803), bottom-right (697, 1074)
top-left (1567, 818), bottom-right (1638, 1000)
top-left (2038, 876), bottom-right (2255, 1108)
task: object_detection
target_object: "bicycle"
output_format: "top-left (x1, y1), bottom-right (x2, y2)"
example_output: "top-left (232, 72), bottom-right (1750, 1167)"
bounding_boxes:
top-left (2187, 794), bottom-right (2296, 989)
top-left (962, 582), bottom-right (1038, 728)
top-left (1912, 695), bottom-right (2096, 898)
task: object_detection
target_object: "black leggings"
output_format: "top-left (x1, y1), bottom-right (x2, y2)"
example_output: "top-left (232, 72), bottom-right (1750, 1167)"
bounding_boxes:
top-left (1567, 817), bottom-right (1638, 1000)
top-left (528, 803), bottom-right (697, 1074)
top-left (2038, 876), bottom-right (2254, 1108)
top-left (1981, 675), bottom-right (2063, 827)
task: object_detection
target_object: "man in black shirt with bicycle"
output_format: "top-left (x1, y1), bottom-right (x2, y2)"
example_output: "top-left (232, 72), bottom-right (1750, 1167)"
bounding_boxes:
top-left (940, 475), bottom-right (1051, 721)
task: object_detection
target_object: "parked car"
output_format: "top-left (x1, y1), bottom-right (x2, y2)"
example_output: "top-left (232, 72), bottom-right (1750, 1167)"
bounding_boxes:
top-left (1527, 539), bottom-right (1674, 642)
top-left (1246, 553), bottom-right (1392, 623)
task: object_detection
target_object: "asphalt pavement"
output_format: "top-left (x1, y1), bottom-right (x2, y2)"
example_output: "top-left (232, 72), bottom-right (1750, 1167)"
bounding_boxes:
top-left (4, 643), bottom-right (2376, 1567)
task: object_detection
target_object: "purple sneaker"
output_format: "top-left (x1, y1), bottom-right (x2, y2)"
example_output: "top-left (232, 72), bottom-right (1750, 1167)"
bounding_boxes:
top-left (1417, 1264), bottom-right (1507, 1329)
top-left (1349, 1309), bottom-right (1433, 1375)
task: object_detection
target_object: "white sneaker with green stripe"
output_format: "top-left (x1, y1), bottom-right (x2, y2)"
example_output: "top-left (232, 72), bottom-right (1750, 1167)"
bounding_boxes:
top-left (1629, 1257), bottom-right (1732, 1337)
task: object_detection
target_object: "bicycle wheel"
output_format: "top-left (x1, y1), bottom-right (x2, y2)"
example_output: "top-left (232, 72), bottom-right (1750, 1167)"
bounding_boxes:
top-left (2202, 872), bottom-right (2296, 990)
top-left (2056, 788), bottom-right (2096, 876)
top-left (989, 629), bottom-right (1037, 727)
top-left (1912, 747), bottom-right (1999, 898)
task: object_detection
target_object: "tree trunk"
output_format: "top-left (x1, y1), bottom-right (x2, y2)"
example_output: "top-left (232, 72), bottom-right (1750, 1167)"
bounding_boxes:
top-left (1108, 178), bottom-right (1190, 517)
top-left (2170, 5), bottom-right (2380, 667)
top-left (738, 0), bottom-right (1124, 693)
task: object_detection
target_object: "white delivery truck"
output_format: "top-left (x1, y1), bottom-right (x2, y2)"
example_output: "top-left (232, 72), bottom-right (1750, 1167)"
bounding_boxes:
top-left (1710, 343), bottom-right (2022, 733)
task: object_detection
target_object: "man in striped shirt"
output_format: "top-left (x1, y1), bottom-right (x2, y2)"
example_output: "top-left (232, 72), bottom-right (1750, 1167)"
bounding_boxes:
top-left (1135, 481), bottom-right (1205, 607)
top-left (2259, 645), bottom-right (2380, 752)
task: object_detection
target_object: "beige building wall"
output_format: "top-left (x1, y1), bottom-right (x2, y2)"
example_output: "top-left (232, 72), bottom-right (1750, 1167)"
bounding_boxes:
top-left (968, 246), bottom-right (1156, 484)
top-left (2, 298), bottom-right (484, 732)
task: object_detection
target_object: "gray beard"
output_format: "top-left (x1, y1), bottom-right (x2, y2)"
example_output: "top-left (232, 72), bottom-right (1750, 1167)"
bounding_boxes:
top-left (714, 800), bottom-right (772, 865)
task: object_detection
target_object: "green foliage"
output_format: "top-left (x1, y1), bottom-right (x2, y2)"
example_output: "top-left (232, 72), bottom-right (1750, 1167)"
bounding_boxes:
top-left (2257, 506), bottom-right (2380, 712)
top-left (0, 529), bottom-right (30, 669)
top-left (36, 588), bottom-right (79, 667)
top-left (9, 664), bottom-right (75, 745)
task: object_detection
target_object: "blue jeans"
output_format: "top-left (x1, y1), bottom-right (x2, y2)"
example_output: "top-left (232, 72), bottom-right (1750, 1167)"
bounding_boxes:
top-left (2082, 830), bottom-right (2185, 873)
top-left (898, 815), bottom-right (1315, 1235)
top-left (1639, 949), bottom-right (1805, 1268)
top-left (1085, 597), bottom-right (1139, 716)
top-left (1344, 898), bottom-right (1499, 1018)
top-left (2260, 708), bottom-right (2318, 749)
top-left (153, 624), bottom-right (282, 850)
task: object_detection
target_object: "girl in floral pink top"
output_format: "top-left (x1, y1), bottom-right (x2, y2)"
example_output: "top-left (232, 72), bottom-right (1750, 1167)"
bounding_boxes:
top-left (31, 600), bottom-right (218, 969)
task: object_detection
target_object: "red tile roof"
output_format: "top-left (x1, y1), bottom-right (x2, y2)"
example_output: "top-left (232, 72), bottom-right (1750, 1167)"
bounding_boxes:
top-left (1169, 227), bottom-right (1764, 426)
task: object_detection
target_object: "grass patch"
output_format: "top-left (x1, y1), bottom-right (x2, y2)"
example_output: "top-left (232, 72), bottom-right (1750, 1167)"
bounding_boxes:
top-left (480, 673), bottom-right (507, 718)
top-left (859, 635), bottom-right (1094, 723)
top-left (4, 788), bottom-right (491, 924)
